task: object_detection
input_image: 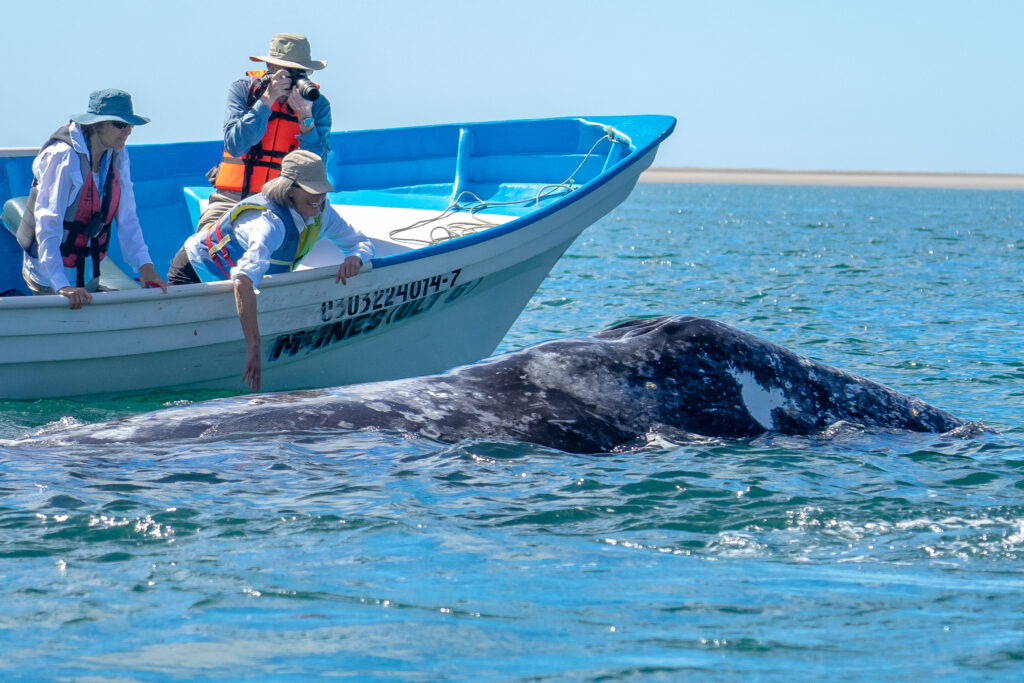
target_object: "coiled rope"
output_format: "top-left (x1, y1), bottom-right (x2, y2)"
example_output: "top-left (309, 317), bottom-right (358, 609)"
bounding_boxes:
top-left (388, 132), bottom-right (621, 246)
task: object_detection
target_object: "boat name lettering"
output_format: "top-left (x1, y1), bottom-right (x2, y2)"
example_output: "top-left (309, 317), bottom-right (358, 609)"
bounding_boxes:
top-left (320, 269), bottom-right (463, 322)
top-left (271, 276), bottom-right (483, 362)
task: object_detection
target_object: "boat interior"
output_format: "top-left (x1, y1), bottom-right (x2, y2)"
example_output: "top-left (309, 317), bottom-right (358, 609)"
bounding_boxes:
top-left (0, 117), bottom-right (643, 297)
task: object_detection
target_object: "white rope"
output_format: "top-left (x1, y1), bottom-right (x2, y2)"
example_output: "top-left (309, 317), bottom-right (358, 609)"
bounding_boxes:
top-left (388, 132), bottom-right (621, 247)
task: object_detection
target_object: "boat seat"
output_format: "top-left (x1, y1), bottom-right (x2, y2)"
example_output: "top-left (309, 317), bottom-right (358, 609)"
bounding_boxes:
top-left (1, 196), bottom-right (27, 236)
top-left (0, 197), bottom-right (29, 296)
top-left (183, 186), bottom-right (213, 230)
top-left (0, 195), bottom-right (140, 291)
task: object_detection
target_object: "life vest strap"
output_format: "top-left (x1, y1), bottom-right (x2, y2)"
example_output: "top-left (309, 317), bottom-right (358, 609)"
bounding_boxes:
top-left (207, 232), bottom-right (233, 257)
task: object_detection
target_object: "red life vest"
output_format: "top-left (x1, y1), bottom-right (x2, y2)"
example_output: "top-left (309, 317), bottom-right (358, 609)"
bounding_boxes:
top-left (213, 71), bottom-right (303, 196)
top-left (17, 125), bottom-right (122, 287)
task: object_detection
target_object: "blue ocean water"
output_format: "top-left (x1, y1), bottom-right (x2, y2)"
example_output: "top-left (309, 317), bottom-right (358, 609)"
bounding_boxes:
top-left (1, 182), bottom-right (1023, 680)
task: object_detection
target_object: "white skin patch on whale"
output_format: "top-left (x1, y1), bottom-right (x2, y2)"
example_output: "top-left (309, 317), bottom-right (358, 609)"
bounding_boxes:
top-left (729, 369), bottom-right (790, 430)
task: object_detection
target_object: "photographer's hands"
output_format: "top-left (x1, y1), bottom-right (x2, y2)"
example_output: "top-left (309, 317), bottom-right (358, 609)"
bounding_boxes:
top-left (259, 69), bottom-right (313, 127)
top-left (259, 69), bottom-right (294, 107)
top-left (287, 88), bottom-right (313, 126)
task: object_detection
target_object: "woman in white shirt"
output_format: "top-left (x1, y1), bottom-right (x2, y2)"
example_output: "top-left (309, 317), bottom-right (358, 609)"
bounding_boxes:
top-left (167, 150), bottom-right (374, 392)
top-left (18, 89), bottom-right (166, 309)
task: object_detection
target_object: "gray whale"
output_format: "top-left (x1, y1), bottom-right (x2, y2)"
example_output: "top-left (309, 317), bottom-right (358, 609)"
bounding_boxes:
top-left (34, 316), bottom-right (963, 453)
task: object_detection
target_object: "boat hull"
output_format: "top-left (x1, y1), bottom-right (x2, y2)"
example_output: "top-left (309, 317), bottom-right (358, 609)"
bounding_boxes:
top-left (0, 116), bottom-right (673, 399)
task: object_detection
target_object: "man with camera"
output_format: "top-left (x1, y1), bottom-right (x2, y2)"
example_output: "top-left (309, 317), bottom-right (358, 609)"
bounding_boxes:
top-left (199, 33), bottom-right (331, 232)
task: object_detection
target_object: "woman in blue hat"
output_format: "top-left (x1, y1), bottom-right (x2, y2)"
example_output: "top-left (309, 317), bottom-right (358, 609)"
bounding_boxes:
top-left (16, 89), bottom-right (167, 309)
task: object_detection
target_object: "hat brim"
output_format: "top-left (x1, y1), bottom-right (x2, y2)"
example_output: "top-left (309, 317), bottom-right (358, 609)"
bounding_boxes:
top-left (71, 112), bottom-right (150, 126)
top-left (250, 55), bottom-right (327, 71)
top-left (293, 178), bottom-right (335, 194)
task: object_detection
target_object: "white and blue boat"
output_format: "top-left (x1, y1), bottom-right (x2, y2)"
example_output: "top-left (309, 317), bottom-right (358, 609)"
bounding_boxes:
top-left (0, 115), bottom-right (675, 399)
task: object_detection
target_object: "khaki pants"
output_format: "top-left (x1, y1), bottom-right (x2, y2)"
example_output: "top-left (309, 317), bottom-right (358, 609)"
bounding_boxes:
top-left (23, 264), bottom-right (102, 295)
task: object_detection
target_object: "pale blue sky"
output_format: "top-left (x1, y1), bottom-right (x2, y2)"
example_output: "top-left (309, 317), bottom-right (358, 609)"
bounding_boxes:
top-left (5, 0), bottom-right (1021, 172)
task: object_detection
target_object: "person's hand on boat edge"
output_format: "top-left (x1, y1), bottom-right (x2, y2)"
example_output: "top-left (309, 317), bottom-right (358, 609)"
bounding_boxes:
top-left (336, 255), bottom-right (363, 285)
top-left (138, 263), bottom-right (168, 293)
top-left (57, 286), bottom-right (92, 310)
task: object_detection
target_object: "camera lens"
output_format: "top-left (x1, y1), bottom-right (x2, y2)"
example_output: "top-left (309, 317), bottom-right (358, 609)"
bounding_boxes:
top-left (288, 70), bottom-right (320, 101)
top-left (295, 77), bottom-right (320, 101)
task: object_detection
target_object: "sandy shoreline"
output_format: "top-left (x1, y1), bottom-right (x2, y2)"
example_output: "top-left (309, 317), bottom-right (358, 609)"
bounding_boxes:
top-left (640, 166), bottom-right (1024, 190)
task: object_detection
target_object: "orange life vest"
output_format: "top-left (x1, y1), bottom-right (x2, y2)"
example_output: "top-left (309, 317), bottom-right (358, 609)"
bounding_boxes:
top-left (213, 70), bottom-right (302, 196)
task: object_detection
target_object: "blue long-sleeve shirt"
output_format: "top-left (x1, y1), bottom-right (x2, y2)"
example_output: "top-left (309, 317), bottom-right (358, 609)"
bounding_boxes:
top-left (221, 75), bottom-right (332, 162)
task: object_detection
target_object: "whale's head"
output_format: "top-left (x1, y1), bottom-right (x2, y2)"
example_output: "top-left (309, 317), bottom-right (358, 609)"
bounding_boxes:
top-left (591, 315), bottom-right (962, 436)
top-left (587, 316), bottom-right (768, 436)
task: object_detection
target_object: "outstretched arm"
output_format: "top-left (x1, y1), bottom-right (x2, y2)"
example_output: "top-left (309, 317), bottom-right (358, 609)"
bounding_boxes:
top-left (234, 274), bottom-right (262, 392)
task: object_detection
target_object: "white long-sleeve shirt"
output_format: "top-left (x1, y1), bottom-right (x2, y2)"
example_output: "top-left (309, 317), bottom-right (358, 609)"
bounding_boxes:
top-left (21, 122), bottom-right (153, 291)
top-left (183, 201), bottom-right (375, 290)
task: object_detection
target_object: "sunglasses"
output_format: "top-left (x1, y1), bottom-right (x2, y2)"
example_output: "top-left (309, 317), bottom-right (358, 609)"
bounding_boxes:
top-left (110, 121), bottom-right (133, 130)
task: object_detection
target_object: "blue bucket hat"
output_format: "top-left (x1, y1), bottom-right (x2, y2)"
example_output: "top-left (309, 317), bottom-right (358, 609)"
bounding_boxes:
top-left (71, 89), bottom-right (150, 126)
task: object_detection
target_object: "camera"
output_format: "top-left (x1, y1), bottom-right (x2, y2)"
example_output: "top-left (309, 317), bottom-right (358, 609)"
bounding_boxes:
top-left (287, 69), bottom-right (320, 101)
top-left (257, 69), bottom-right (321, 102)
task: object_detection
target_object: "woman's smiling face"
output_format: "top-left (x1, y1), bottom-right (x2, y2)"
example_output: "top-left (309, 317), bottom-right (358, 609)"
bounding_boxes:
top-left (288, 185), bottom-right (326, 219)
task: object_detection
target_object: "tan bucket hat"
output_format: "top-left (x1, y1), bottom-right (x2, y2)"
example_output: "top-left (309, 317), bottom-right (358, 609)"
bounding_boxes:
top-left (250, 33), bottom-right (327, 71)
top-left (280, 150), bottom-right (335, 194)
